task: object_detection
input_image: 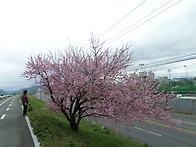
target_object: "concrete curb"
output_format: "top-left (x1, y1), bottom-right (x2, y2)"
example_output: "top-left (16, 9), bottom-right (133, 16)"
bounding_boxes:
top-left (20, 98), bottom-right (41, 147)
top-left (25, 116), bottom-right (41, 147)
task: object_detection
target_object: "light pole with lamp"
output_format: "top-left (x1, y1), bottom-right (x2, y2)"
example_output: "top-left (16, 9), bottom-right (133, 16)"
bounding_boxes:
top-left (139, 63), bottom-right (144, 71)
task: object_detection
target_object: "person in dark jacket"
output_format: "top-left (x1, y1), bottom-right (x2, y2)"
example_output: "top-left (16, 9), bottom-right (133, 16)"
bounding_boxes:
top-left (22, 90), bottom-right (28, 116)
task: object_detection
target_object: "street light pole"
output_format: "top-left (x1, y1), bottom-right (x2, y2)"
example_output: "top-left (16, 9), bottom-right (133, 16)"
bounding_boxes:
top-left (139, 63), bottom-right (144, 71)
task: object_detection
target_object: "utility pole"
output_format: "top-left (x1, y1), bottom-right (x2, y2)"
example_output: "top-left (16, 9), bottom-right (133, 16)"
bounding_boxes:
top-left (168, 69), bottom-right (171, 87)
top-left (168, 69), bottom-right (171, 80)
top-left (184, 65), bottom-right (188, 78)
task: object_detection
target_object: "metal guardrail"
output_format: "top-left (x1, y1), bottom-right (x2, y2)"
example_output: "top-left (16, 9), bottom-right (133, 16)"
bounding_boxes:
top-left (169, 97), bottom-right (196, 115)
top-left (0, 95), bottom-right (11, 99)
top-left (33, 92), bottom-right (196, 115)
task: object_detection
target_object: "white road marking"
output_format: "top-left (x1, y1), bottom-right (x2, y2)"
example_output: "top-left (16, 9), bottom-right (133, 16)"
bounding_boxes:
top-left (0, 97), bottom-right (12, 106)
top-left (11, 97), bottom-right (16, 103)
top-left (6, 108), bottom-right (9, 111)
top-left (25, 116), bottom-right (41, 147)
top-left (147, 130), bottom-right (162, 136)
top-left (134, 127), bottom-right (162, 137)
top-left (1, 114), bottom-right (6, 120)
top-left (183, 121), bottom-right (196, 126)
top-left (9, 104), bottom-right (11, 106)
top-left (134, 127), bottom-right (145, 131)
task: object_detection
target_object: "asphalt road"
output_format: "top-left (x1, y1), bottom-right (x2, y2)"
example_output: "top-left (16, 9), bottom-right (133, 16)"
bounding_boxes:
top-left (0, 95), bottom-right (35, 147)
top-left (88, 113), bottom-right (196, 147)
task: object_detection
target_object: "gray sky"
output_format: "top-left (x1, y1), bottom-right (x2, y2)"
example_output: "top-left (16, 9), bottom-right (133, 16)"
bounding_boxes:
top-left (0, 0), bottom-right (196, 91)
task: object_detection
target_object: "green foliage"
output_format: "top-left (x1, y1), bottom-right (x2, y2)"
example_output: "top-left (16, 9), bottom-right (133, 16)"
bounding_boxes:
top-left (27, 95), bottom-right (145, 147)
top-left (158, 79), bottom-right (196, 93)
top-left (143, 144), bottom-right (149, 147)
top-left (27, 102), bottom-right (33, 111)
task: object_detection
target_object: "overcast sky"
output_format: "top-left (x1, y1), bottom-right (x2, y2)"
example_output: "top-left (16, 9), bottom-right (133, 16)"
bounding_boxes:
top-left (0, 0), bottom-right (196, 91)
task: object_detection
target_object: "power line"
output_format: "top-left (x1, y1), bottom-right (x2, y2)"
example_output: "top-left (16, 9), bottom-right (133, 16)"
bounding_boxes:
top-left (130, 55), bottom-right (196, 70)
top-left (140, 53), bottom-right (196, 67)
top-left (146, 56), bottom-right (196, 68)
top-left (83, 0), bottom-right (147, 48)
top-left (98, 0), bottom-right (147, 38)
top-left (106, 0), bottom-right (182, 45)
top-left (128, 53), bottom-right (196, 71)
top-left (105, 0), bottom-right (172, 43)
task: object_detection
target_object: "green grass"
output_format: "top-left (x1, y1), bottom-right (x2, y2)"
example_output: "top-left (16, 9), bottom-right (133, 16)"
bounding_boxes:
top-left (172, 84), bottom-right (196, 92)
top-left (27, 95), bottom-right (145, 147)
top-left (158, 80), bottom-right (196, 94)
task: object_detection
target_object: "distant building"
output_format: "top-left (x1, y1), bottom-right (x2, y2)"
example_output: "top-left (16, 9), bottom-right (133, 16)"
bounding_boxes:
top-left (158, 77), bottom-right (169, 84)
top-left (148, 71), bottom-right (155, 80)
top-left (139, 71), bottom-right (147, 78)
top-left (139, 71), bottom-right (155, 80)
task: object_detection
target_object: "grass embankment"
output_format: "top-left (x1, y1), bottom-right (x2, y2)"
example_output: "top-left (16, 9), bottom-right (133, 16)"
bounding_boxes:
top-left (159, 80), bottom-right (196, 94)
top-left (27, 95), bottom-right (145, 147)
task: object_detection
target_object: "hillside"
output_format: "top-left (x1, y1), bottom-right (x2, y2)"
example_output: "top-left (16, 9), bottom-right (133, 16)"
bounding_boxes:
top-left (0, 89), bottom-right (7, 95)
top-left (16, 85), bottom-right (40, 93)
top-left (0, 85), bottom-right (40, 94)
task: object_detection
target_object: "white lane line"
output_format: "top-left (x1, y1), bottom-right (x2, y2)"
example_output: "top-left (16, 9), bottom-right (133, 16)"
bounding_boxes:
top-left (134, 127), bottom-right (162, 137)
top-left (6, 107), bottom-right (9, 111)
top-left (183, 121), bottom-right (196, 126)
top-left (1, 114), bottom-right (6, 120)
top-left (147, 130), bottom-right (162, 137)
top-left (9, 104), bottom-right (11, 106)
top-left (0, 97), bottom-right (12, 106)
top-left (11, 97), bottom-right (16, 103)
top-left (134, 127), bottom-right (145, 131)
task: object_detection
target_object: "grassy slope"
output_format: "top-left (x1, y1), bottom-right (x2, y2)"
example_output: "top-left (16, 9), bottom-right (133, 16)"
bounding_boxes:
top-left (173, 85), bottom-right (196, 92)
top-left (159, 81), bottom-right (196, 93)
top-left (27, 95), bottom-right (145, 147)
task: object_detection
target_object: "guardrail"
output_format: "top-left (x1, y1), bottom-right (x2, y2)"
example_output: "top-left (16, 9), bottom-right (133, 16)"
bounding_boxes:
top-left (0, 95), bottom-right (11, 99)
top-left (169, 97), bottom-right (196, 115)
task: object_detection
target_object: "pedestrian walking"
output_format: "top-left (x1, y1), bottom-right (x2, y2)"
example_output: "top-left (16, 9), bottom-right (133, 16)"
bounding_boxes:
top-left (22, 90), bottom-right (28, 116)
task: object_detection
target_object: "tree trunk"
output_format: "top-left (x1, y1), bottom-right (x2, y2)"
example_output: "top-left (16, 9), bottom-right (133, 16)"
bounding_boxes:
top-left (70, 119), bottom-right (79, 132)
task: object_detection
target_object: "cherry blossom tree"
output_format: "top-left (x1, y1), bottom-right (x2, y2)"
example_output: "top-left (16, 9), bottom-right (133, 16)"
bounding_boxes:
top-left (23, 37), bottom-right (179, 132)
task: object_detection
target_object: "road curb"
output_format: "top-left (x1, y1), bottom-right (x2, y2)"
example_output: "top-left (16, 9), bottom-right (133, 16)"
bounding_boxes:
top-left (20, 96), bottom-right (40, 147)
top-left (25, 116), bottom-right (41, 147)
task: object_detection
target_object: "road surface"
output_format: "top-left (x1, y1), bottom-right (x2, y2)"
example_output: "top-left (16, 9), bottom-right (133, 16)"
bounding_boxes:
top-left (88, 113), bottom-right (196, 147)
top-left (0, 95), bottom-right (35, 147)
